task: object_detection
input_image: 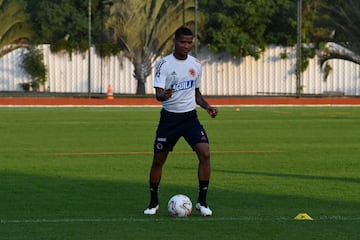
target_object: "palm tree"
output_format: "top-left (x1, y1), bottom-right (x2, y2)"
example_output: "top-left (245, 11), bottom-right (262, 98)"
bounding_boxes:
top-left (106, 0), bottom-right (195, 95)
top-left (317, 0), bottom-right (360, 67)
top-left (0, 0), bottom-right (33, 57)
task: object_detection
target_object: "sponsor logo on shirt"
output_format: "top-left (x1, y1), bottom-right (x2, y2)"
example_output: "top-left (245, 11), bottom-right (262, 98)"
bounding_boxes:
top-left (171, 80), bottom-right (194, 92)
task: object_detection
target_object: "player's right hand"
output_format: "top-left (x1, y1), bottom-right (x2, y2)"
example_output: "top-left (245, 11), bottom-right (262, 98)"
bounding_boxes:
top-left (163, 88), bottom-right (174, 100)
top-left (156, 88), bottom-right (174, 101)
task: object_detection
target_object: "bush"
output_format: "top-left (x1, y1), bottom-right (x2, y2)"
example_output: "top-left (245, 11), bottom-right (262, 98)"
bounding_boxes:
top-left (20, 46), bottom-right (47, 91)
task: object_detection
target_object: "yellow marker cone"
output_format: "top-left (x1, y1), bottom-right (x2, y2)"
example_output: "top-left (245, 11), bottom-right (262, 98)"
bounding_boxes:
top-left (294, 213), bottom-right (313, 220)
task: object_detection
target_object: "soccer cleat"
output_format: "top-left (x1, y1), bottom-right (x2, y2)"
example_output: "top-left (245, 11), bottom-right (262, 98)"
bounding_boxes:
top-left (195, 203), bottom-right (212, 216)
top-left (143, 205), bottom-right (159, 215)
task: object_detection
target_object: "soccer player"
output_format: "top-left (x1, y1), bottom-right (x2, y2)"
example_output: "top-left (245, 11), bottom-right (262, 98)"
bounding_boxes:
top-left (144, 27), bottom-right (218, 216)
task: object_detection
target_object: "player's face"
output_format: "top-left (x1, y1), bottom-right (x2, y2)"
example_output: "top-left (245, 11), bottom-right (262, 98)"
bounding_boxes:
top-left (174, 35), bottom-right (193, 60)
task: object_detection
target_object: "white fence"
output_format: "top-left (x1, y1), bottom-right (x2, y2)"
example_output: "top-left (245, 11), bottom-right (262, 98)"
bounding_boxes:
top-left (1, 44), bottom-right (359, 96)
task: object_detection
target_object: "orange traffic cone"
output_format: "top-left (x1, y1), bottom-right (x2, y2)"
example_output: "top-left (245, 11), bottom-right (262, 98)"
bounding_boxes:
top-left (107, 84), bottom-right (114, 100)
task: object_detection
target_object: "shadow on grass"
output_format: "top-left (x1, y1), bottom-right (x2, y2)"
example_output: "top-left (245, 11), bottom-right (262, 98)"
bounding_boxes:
top-left (215, 169), bottom-right (360, 184)
top-left (1, 171), bottom-right (360, 240)
top-left (1, 170), bottom-right (359, 220)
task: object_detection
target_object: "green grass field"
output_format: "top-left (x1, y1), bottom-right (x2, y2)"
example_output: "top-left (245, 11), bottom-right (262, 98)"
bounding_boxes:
top-left (0, 106), bottom-right (359, 240)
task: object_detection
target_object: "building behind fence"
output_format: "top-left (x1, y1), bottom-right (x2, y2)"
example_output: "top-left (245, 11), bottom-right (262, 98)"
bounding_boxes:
top-left (0, 44), bottom-right (359, 96)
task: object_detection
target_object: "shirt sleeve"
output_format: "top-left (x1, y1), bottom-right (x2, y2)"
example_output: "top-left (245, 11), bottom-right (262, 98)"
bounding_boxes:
top-left (195, 60), bottom-right (202, 88)
top-left (153, 58), bottom-right (167, 89)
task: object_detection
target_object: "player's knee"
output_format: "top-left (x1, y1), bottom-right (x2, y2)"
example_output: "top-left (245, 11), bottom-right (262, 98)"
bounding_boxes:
top-left (152, 153), bottom-right (168, 167)
top-left (197, 149), bottom-right (210, 164)
top-left (201, 150), bottom-right (210, 161)
top-left (195, 144), bottom-right (210, 160)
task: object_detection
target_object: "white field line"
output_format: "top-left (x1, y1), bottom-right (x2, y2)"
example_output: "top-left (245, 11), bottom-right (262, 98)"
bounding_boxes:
top-left (1, 216), bottom-right (360, 224)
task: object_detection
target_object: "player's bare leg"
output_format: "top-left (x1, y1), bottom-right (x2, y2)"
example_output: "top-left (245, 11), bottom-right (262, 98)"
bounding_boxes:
top-left (194, 143), bottom-right (213, 216)
top-left (150, 152), bottom-right (169, 183)
top-left (144, 152), bottom-right (168, 215)
top-left (195, 143), bottom-right (211, 181)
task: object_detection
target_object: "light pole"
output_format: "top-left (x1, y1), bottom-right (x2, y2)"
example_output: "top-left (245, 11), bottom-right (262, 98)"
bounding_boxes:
top-left (88, 0), bottom-right (92, 97)
top-left (182, 0), bottom-right (185, 25)
top-left (194, 0), bottom-right (198, 57)
top-left (296, 0), bottom-right (302, 98)
top-left (100, 1), bottom-right (113, 95)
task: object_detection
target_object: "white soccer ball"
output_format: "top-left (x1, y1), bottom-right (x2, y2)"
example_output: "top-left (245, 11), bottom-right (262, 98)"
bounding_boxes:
top-left (167, 194), bottom-right (192, 217)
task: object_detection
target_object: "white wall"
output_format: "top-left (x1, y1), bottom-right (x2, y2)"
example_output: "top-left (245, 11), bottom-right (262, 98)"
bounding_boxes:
top-left (1, 44), bottom-right (359, 96)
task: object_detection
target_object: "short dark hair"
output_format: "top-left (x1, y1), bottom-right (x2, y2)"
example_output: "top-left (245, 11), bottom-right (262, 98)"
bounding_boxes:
top-left (175, 27), bottom-right (193, 39)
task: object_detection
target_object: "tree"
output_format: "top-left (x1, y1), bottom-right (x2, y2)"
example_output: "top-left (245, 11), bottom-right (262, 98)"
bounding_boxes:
top-left (0, 0), bottom-right (33, 57)
top-left (199, 0), bottom-right (295, 58)
top-left (264, 0), bottom-right (297, 46)
top-left (25, 0), bottom-right (90, 54)
top-left (25, 0), bottom-right (118, 56)
top-left (106, 0), bottom-right (195, 95)
top-left (316, 0), bottom-right (360, 66)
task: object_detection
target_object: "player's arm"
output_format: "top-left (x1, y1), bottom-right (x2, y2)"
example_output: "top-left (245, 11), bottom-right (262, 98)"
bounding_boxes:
top-left (195, 88), bottom-right (218, 118)
top-left (155, 87), bottom-right (174, 101)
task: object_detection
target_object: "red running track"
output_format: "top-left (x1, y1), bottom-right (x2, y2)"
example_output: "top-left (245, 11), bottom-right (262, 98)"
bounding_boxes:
top-left (0, 97), bottom-right (360, 106)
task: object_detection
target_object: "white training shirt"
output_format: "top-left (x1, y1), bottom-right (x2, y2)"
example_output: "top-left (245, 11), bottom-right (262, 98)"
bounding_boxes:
top-left (153, 53), bottom-right (202, 113)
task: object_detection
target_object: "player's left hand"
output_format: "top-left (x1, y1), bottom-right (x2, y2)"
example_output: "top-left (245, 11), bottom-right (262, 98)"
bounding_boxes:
top-left (207, 106), bottom-right (218, 118)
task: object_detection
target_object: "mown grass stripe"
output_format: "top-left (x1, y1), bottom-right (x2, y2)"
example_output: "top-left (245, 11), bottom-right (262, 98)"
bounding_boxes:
top-left (51, 150), bottom-right (283, 156)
